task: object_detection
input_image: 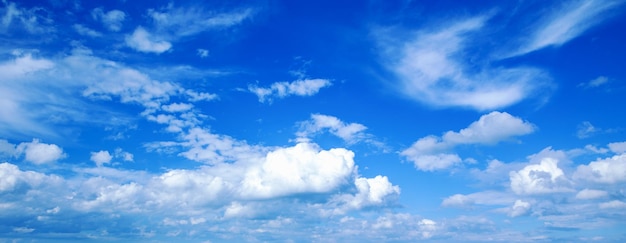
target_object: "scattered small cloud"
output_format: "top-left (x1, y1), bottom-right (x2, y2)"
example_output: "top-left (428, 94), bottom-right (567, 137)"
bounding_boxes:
top-left (248, 78), bottom-right (332, 103)
top-left (125, 26), bottom-right (172, 53)
top-left (197, 49), bottom-right (209, 58)
top-left (91, 8), bottom-right (126, 32)
top-left (578, 76), bottom-right (609, 88)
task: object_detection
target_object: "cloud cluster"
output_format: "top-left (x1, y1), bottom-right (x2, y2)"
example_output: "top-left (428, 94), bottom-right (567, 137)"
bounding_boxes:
top-left (401, 111), bottom-right (535, 171)
top-left (1, 139), bottom-right (65, 164)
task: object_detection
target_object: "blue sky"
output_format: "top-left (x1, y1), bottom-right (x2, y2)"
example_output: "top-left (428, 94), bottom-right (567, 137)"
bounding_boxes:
top-left (1, 0), bottom-right (626, 242)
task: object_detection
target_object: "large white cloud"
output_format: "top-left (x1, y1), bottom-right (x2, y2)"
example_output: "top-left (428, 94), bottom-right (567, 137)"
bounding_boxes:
top-left (573, 153), bottom-right (626, 184)
top-left (402, 111), bottom-right (534, 171)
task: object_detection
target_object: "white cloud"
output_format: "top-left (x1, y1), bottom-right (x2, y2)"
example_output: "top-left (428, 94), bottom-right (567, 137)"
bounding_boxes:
top-left (125, 26), bottom-right (172, 54)
top-left (15, 139), bottom-right (65, 164)
top-left (512, 1), bottom-right (623, 56)
top-left (574, 153), bottom-right (626, 183)
top-left (329, 175), bottom-right (400, 213)
top-left (509, 158), bottom-right (572, 195)
top-left (249, 79), bottom-right (332, 103)
top-left (599, 200), bottom-right (626, 209)
top-left (576, 189), bottom-right (608, 200)
top-left (608, 141), bottom-right (626, 153)
top-left (508, 200), bottom-right (531, 217)
top-left (197, 49), bottom-right (209, 58)
top-left (402, 111), bottom-right (534, 171)
top-left (90, 150), bottom-right (112, 167)
top-left (577, 121), bottom-right (599, 139)
top-left (0, 1), bottom-right (53, 34)
top-left (377, 17), bottom-right (551, 110)
top-left (296, 114), bottom-right (367, 143)
top-left (0, 162), bottom-right (61, 192)
top-left (0, 139), bottom-right (16, 157)
top-left (162, 103), bottom-right (193, 113)
top-left (0, 53), bottom-right (54, 80)
top-left (185, 90), bottom-right (218, 102)
top-left (73, 24), bottom-right (102, 37)
top-left (239, 143), bottom-right (355, 199)
top-left (579, 76), bottom-right (609, 88)
top-left (148, 7), bottom-right (253, 37)
top-left (91, 8), bottom-right (125, 32)
top-left (91, 149), bottom-right (134, 166)
top-left (442, 191), bottom-right (515, 208)
top-left (442, 111), bottom-right (535, 144)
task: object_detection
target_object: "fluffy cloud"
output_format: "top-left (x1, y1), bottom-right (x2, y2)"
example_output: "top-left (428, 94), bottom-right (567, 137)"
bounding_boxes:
top-left (91, 149), bottom-right (134, 167)
top-left (249, 79), bottom-right (332, 103)
top-left (91, 8), bottom-right (126, 31)
top-left (402, 112), bottom-right (534, 171)
top-left (377, 16), bottom-right (551, 110)
top-left (297, 114), bottom-right (368, 143)
top-left (0, 1), bottom-right (53, 34)
top-left (509, 158), bottom-right (572, 195)
top-left (73, 24), bottom-right (102, 37)
top-left (125, 26), bottom-right (172, 53)
top-left (15, 139), bottom-right (65, 164)
top-left (162, 102), bottom-right (194, 113)
top-left (90, 150), bottom-right (112, 167)
top-left (329, 175), bottom-right (400, 214)
top-left (574, 154), bottom-right (626, 183)
top-left (0, 162), bottom-right (61, 192)
top-left (508, 200), bottom-right (531, 217)
top-left (239, 143), bottom-right (355, 199)
top-left (608, 141), bottom-right (626, 153)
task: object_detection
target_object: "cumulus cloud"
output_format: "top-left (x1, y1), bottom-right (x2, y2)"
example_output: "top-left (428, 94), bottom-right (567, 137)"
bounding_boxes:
top-left (15, 139), bottom-right (65, 164)
top-left (248, 79), bottom-right (332, 103)
top-left (0, 162), bottom-right (61, 192)
top-left (574, 153), bottom-right (626, 183)
top-left (377, 16), bottom-right (551, 110)
top-left (90, 150), bottom-right (112, 167)
top-left (296, 114), bottom-right (368, 144)
top-left (125, 26), bottom-right (172, 53)
top-left (329, 175), bottom-right (400, 214)
top-left (92, 8), bottom-right (126, 31)
top-left (402, 111), bottom-right (534, 171)
top-left (608, 141), bottom-right (626, 153)
top-left (508, 200), bottom-right (531, 217)
top-left (509, 157), bottom-right (572, 194)
top-left (91, 149), bottom-right (134, 166)
top-left (511, 1), bottom-right (623, 57)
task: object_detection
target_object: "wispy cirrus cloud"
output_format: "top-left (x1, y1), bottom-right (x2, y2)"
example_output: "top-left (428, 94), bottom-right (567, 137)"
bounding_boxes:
top-left (511, 0), bottom-right (624, 57)
top-left (377, 16), bottom-right (552, 110)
